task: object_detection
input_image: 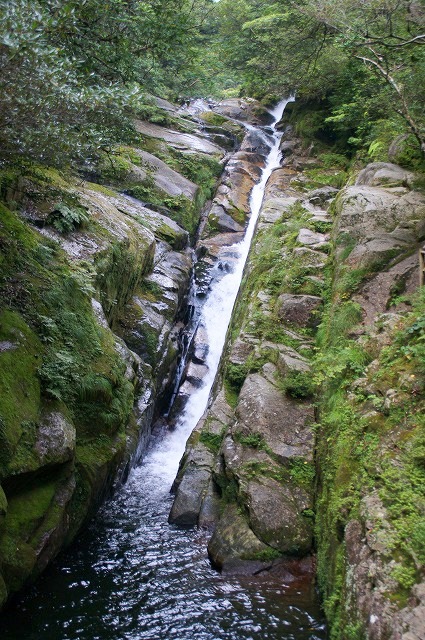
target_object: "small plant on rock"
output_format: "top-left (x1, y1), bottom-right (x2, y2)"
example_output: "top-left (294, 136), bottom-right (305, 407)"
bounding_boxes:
top-left (47, 202), bottom-right (89, 233)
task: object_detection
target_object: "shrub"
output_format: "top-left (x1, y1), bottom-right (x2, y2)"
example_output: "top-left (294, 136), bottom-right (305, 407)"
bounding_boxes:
top-left (280, 370), bottom-right (315, 399)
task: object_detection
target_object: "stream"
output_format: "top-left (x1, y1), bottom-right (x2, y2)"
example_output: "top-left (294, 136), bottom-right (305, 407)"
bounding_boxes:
top-left (0, 99), bottom-right (326, 640)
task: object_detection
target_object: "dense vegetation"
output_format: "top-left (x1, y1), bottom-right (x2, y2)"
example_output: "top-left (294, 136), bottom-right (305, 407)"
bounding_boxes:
top-left (1, 0), bottom-right (424, 169)
top-left (0, 0), bottom-right (222, 168)
top-left (216, 0), bottom-right (425, 165)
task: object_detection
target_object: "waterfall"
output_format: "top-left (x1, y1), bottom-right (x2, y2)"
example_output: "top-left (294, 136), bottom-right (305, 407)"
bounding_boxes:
top-left (146, 96), bottom-right (294, 486)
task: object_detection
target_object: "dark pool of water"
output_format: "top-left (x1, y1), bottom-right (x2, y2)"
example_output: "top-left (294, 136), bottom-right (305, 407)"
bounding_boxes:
top-left (0, 436), bottom-right (326, 640)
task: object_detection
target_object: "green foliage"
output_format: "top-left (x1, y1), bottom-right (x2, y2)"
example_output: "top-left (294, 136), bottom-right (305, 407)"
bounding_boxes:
top-left (318, 153), bottom-right (349, 170)
top-left (95, 239), bottom-right (154, 326)
top-left (242, 460), bottom-right (286, 483)
top-left (0, 310), bottom-right (42, 469)
top-left (47, 203), bottom-right (90, 234)
top-left (79, 374), bottom-right (114, 404)
top-left (315, 290), bottom-right (425, 637)
top-left (317, 301), bottom-right (363, 349)
top-left (279, 370), bottom-right (315, 399)
top-left (288, 458), bottom-right (315, 487)
top-left (223, 379), bottom-right (240, 409)
top-left (0, 202), bottom-right (136, 443)
top-left (139, 279), bottom-right (163, 301)
top-left (225, 363), bottom-right (248, 392)
top-left (0, 0), bottom-right (222, 169)
top-left (251, 547), bottom-right (281, 562)
top-left (128, 183), bottom-right (199, 236)
top-left (217, 0), bottom-right (425, 160)
top-left (391, 564), bottom-right (417, 591)
top-left (303, 168), bottom-right (348, 190)
top-left (96, 154), bottom-right (133, 183)
top-left (214, 474), bottom-right (239, 504)
top-left (199, 430), bottom-right (225, 454)
top-left (234, 431), bottom-right (265, 449)
top-left (200, 112), bottom-right (228, 126)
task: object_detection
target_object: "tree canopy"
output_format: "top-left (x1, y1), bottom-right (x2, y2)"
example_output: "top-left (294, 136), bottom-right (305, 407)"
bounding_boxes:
top-left (0, 0), bottom-right (217, 167)
top-left (1, 0), bottom-right (424, 167)
top-left (216, 0), bottom-right (425, 159)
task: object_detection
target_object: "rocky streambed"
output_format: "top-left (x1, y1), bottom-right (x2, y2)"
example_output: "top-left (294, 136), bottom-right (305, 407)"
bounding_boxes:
top-left (0, 94), bottom-right (424, 640)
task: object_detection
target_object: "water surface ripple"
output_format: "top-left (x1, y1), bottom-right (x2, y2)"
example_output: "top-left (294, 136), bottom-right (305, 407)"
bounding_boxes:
top-left (0, 448), bottom-right (325, 640)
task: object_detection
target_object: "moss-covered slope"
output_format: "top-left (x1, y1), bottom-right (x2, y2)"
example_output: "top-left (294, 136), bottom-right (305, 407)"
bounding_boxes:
top-left (313, 165), bottom-right (425, 639)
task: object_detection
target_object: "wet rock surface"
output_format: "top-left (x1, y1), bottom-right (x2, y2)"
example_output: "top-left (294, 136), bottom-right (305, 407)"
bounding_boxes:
top-left (170, 124), bottom-right (321, 572)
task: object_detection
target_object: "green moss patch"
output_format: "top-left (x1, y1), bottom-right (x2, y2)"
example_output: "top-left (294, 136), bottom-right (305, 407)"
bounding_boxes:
top-left (0, 471), bottom-right (61, 592)
top-left (0, 311), bottom-right (42, 469)
top-left (314, 288), bottom-right (425, 636)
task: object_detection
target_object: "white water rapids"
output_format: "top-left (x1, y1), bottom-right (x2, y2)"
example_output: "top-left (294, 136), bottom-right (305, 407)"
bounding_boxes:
top-left (0, 97), bottom-right (326, 640)
top-left (148, 97), bottom-right (294, 486)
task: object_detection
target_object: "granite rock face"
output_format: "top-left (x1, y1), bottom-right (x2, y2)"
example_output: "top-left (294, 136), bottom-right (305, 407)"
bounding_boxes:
top-left (333, 180), bottom-right (425, 271)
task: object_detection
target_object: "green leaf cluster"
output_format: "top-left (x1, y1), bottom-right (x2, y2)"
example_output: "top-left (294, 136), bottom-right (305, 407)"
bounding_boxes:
top-left (0, 0), bottom-right (220, 168)
top-left (216, 0), bottom-right (425, 161)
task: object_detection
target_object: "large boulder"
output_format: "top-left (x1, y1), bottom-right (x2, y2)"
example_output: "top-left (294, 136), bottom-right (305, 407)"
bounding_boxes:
top-left (108, 192), bottom-right (189, 251)
top-left (168, 444), bottom-right (215, 526)
top-left (134, 120), bottom-right (225, 156)
top-left (169, 389), bottom-right (234, 525)
top-left (35, 411), bottom-right (76, 467)
top-left (243, 476), bottom-right (313, 555)
top-left (276, 294), bottom-right (322, 328)
top-left (293, 247), bottom-right (327, 268)
top-left (355, 162), bottom-right (414, 188)
top-left (259, 196), bottom-right (299, 225)
top-left (297, 228), bottom-right (329, 247)
top-left (334, 179), bottom-right (425, 270)
top-left (307, 186), bottom-right (339, 206)
top-left (208, 503), bottom-right (271, 569)
top-left (212, 98), bottom-right (273, 126)
top-left (235, 372), bottom-right (314, 462)
top-left (128, 149), bottom-right (198, 199)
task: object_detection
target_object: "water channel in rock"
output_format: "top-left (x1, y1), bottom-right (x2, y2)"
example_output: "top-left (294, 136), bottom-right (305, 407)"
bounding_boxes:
top-left (0, 99), bottom-right (326, 640)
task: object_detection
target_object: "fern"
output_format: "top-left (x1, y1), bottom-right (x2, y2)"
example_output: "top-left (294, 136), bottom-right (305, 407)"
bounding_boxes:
top-left (47, 203), bottom-right (90, 233)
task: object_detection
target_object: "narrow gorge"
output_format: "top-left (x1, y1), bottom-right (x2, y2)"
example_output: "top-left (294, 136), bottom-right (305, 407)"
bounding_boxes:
top-left (1, 92), bottom-right (424, 640)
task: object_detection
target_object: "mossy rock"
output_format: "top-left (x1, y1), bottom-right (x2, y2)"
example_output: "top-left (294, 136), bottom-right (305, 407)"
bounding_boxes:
top-left (0, 537), bottom-right (37, 593)
top-left (208, 503), bottom-right (271, 569)
top-left (0, 469), bottom-right (72, 594)
top-left (0, 485), bottom-right (7, 517)
top-left (0, 310), bottom-right (43, 471)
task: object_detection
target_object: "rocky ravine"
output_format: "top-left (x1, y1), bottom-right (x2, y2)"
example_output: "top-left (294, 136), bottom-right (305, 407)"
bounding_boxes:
top-left (0, 97), bottom-right (273, 610)
top-left (169, 125), bottom-right (333, 580)
top-left (1, 95), bottom-right (424, 640)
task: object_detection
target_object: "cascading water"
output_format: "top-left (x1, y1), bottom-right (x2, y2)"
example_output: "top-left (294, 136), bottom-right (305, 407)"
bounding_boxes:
top-left (0, 98), bottom-right (326, 640)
